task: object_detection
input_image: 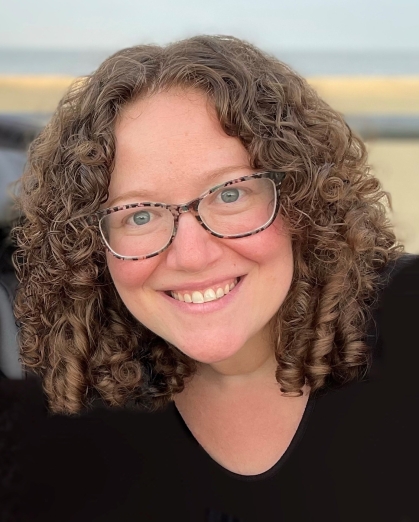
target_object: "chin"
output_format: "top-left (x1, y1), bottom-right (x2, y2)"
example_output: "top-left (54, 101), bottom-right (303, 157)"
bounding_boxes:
top-left (171, 334), bottom-right (245, 365)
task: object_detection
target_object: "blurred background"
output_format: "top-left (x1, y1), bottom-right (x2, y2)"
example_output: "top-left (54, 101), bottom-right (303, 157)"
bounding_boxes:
top-left (0, 0), bottom-right (418, 251)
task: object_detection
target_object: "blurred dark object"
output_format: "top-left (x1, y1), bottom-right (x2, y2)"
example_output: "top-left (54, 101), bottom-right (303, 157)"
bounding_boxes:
top-left (0, 113), bottom-right (47, 226)
top-left (0, 113), bottom-right (46, 380)
top-left (0, 113), bottom-right (48, 150)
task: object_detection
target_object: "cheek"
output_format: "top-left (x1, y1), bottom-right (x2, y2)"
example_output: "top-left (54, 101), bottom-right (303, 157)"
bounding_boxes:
top-left (106, 253), bottom-right (160, 289)
top-left (230, 218), bottom-right (294, 305)
top-left (231, 217), bottom-right (292, 266)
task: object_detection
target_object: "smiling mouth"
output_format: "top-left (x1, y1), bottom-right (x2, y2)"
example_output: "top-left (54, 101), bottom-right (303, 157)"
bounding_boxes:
top-left (167, 277), bottom-right (240, 303)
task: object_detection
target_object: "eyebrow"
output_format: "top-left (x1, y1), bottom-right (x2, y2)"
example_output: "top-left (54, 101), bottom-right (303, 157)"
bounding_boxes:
top-left (106, 164), bottom-right (252, 207)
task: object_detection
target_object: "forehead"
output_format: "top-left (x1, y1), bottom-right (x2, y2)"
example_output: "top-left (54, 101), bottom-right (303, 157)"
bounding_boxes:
top-left (109, 90), bottom-right (251, 204)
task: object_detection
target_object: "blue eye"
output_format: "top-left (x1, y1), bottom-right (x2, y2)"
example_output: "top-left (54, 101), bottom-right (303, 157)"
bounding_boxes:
top-left (220, 188), bottom-right (240, 203)
top-left (132, 211), bottom-right (151, 225)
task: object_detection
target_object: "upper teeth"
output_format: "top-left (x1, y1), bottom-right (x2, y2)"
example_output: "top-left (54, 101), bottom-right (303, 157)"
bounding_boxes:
top-left (171, 279), bottom-right (238, 303)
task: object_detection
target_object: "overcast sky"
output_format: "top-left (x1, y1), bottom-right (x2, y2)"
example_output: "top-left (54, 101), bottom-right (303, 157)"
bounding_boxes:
top-left (0, 0), bottom-right (418, 52)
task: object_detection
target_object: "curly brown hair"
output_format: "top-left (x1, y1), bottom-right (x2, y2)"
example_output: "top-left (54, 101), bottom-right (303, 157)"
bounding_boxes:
top-left (13, 35), bottom-right (403, 414)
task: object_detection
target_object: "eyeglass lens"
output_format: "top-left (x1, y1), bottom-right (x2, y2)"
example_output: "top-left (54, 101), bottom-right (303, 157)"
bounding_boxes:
top-left (100, 177), bottom-right (277, 258)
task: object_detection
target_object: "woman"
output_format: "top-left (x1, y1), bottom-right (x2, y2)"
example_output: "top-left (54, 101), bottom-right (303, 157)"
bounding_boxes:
top-left (12, 36), bottom-right (418, 521)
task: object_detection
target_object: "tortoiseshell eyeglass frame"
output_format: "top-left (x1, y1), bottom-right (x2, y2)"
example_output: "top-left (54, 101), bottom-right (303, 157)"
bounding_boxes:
top-left (95, 171), bottom-right (286, 260)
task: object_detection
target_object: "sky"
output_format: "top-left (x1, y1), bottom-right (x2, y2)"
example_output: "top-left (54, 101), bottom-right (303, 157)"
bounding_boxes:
top-left (0, 0), bottom-right (418, 52)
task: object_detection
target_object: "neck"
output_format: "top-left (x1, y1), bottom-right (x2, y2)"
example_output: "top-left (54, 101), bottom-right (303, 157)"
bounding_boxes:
top-left (196, 348), bottom-right (278, 389)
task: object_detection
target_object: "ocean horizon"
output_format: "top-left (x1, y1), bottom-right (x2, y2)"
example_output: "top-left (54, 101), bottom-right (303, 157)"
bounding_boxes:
top-left (0, 48), bottom-right (418, 77)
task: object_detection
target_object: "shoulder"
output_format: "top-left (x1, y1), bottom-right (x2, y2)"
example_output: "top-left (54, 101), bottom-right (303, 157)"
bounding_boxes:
top-left (379, 252), bottom-right (419, 292)
top-left (378, 253), bottom-right (419, 329)
top-left (371, 253), bottom-right (419, 380)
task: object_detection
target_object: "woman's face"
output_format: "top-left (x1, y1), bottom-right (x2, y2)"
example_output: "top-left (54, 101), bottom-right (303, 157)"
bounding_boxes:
top-left (106, 90), bottom-right (293, 375)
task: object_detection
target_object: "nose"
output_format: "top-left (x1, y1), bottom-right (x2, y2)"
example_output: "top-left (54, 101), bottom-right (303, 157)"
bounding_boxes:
top-left (165, 212), bottom-right (224, 272)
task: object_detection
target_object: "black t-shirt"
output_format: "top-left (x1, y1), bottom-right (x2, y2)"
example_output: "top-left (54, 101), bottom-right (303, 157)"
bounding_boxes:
top-left (2, 254), bottom-right (418, 522)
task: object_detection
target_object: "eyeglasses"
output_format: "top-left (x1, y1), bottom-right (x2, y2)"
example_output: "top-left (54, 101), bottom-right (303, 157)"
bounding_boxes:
top-left (96, 171), bottom-right (285, 260)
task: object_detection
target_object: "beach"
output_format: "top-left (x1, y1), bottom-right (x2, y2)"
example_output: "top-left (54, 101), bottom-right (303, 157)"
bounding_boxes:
top-left (0, 75), bottom-right (418, 253)
top-left (1, 75), bottom-right (419, 115)
top-left (367, 139), bottom-right (419, 253)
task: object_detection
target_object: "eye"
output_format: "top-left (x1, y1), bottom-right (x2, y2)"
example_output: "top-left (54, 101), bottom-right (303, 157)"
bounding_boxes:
top-left (219, 188), bottom-right (241, 203)
top-left (128, 210), bottom-right (151, 226)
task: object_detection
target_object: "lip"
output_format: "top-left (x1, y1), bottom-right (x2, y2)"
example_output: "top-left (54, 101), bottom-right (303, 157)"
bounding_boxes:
top-left (159, 276), bottom-right (244, 314)
top-left (160, 275), bottom-right (244, 294)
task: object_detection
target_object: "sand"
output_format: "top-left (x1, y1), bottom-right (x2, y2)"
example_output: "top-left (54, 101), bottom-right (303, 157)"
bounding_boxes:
top-left (310, 76), bottom-right (419, 115)
top-left (0, 75), bottom-right (74, 113)
top-left (367, 139), bottom-right (419, 254)
top-left (1, 75), bottom-right (418, 114)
